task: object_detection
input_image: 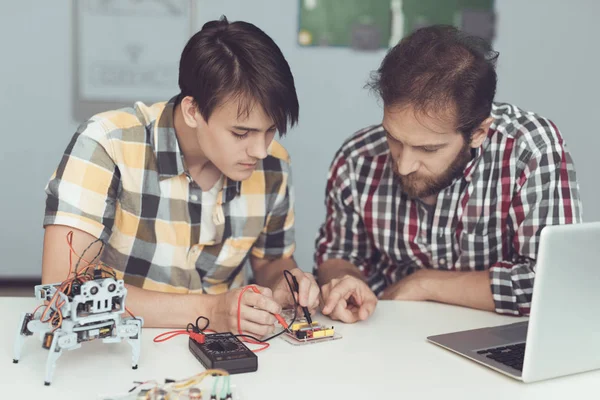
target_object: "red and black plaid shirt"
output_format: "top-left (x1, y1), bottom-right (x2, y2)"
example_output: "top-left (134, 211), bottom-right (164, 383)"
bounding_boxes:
top-left (314, 102), bottom-right (582, 315)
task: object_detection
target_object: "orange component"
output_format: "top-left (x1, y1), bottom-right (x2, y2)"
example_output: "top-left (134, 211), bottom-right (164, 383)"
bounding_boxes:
top-left (43, 332), bottom-right (54, 349)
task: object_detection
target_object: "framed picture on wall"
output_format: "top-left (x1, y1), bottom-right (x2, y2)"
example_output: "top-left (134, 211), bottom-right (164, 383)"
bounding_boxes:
top-left (72, 0), bottom-right (196, 121)
top-left (297, 0), bottom-right (495, 51)
top-left (297, 0), bottom-right (393, 50)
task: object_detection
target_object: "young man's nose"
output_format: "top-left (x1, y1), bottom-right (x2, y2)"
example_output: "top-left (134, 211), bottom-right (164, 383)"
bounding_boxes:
top-left (247, 134), bottom-right (269, 160)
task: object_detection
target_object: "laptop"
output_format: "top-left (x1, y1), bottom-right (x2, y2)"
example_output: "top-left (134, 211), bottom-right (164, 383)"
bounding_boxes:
top-left (427, 222), bottom-right (600, 383)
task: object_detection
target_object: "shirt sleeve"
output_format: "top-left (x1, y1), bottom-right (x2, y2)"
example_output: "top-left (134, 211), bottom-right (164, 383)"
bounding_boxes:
top-left (489, 131), bottom-right (582, 316)
top-left (313, 151), bottom-right (374, 277)
top-left (44, 121), bottom-right (119, 242)
top-left (251, 157), bottom-right (296, 259)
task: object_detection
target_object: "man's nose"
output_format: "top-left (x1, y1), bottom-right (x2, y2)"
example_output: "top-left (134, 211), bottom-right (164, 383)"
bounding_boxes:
top-left (396, 148), bottom-right (419, 176)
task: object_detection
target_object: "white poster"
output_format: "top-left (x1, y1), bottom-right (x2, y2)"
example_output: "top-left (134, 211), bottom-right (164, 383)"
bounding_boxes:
top-left (74, 0), bottom-right (194, 115)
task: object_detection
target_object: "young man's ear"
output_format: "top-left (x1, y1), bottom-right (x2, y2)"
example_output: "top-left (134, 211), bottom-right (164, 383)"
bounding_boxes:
top-left (180, 96), bottom-right (202, 129)
top-left (470, 117), bottom-right (493, 148)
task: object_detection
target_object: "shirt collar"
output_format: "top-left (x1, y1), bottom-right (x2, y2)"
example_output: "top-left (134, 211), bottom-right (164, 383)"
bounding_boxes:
top-left (153, 95), bottom-right (241, 200)
top-left (222, 178), bottom-right (242, 203)
top-left (462, 129), bottom-right (493, 183)
top-left (154, 95), bottom-right (186, 181)
top-left (462, 146), bottom-right (482, 183)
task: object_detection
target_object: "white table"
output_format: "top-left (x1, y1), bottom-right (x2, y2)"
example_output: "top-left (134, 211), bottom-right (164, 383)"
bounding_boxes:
top-left (1, 297), bottom-right (598, 399)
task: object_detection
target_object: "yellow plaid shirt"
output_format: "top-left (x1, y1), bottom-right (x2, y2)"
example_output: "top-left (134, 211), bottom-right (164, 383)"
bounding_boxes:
top-left (44, 97), bottom-right (295, 294)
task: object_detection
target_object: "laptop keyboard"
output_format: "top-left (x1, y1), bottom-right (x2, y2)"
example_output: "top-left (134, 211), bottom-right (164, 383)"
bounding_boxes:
top-left (476, 342), bottom-right (526, 371)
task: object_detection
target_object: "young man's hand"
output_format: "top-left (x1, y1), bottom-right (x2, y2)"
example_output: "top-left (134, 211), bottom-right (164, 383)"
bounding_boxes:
top-left (208, 285), bottom-right (282, 338)
top-left (320, 275), bottom-right (377, 323)
top-left (271, 268), bottom-right (320, 315)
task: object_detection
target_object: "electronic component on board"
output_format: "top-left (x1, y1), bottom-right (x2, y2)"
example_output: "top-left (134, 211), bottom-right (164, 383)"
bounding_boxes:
top-left (288, 321), bottom-right (335, 340)
top-left (187, 387), bottom-right (202, 400)
top-left (278, 309), bottom-right (342, 346)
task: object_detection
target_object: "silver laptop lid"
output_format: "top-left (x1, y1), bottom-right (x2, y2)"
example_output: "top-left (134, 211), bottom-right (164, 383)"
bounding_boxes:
top-left (522, 222), bottom-right (600, 382)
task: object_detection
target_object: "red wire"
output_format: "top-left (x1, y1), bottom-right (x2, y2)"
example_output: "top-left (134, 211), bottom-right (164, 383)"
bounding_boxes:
top-left (67, 231), bottom-right (73, 276)
top-left (65, 231), bottom-right (94, 275)
top-left (236, 285), bottom-right (270, 352)
top-left (27, 231), bottom-right (139, 340)
top-left (152, 285), bottom-right (277, 353)
top-left (153, 330), bottom-right (205, 344)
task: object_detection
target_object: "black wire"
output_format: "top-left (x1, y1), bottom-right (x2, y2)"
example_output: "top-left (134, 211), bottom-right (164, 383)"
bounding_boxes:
top-left (187, 316), bottom-right (210, 334)
top-left (89, 241), bottom-right (105, 265)
top-left (59, 238), bottom-right (105, 299)
top-left (73, 238), bottom-right (105, 275)
top-left (233, 269), bottom-right (299, 343)
top-left (105, 267), bottom-right (117, 279)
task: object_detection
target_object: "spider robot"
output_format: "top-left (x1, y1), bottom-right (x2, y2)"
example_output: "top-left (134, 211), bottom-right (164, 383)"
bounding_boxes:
top-left (13, 275), bottom-right (143, 386)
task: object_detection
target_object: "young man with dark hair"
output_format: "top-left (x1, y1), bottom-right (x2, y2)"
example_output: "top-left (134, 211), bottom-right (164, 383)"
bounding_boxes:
top-left (42, 17), bottom-right (320, 335)
top-left (315, 25), bottom-right (582, 323)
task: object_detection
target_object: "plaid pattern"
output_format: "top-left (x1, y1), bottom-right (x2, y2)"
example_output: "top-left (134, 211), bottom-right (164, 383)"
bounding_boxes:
top-left (314, 102), bottom-right (582, 315)
top-left (44, 98), bottom-right (295, 294)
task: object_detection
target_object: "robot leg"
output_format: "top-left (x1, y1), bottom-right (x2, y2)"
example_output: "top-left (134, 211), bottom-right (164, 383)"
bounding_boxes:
top-left (13, 312), bottom-right (33, 363)
top-left (124, 318), bottom-right (143, 369)
top-left (43, 331), bottom-right (77, 386)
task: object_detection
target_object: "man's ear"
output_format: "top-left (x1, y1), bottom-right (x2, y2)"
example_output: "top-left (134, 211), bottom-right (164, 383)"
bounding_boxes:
top-left (470, 117), bottom-right (493, 148)
top-left (180, 96), bottom-right (203, 129)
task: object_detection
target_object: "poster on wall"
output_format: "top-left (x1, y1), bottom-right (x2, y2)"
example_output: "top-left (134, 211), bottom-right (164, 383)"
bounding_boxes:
top-left (298, 0), bottom-right (495, 51)
top-left (298, 0), bottom-right (392, 50)
top-left (72, 0), bottom-right (195, 121)
top-left (399, 0), bottom-right (495, 42)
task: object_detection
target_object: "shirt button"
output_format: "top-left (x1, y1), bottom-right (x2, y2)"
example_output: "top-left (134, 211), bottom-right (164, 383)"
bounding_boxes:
top-left (190, 194), bottom-right (198, 201)
top-left (439, 258), bottom-right (446, 266)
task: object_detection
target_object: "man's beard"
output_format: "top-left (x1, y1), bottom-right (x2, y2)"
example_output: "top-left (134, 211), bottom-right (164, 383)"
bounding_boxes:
top-left (397, 142), bottom-right (472, 199)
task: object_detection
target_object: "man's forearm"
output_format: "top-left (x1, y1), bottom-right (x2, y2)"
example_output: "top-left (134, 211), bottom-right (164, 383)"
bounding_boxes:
top-left (123, 285), bottom-right (215, 328)
top-left (253, 257), bottom-right (298, 289)
top-left (316, 259), bottom-right (366, 286)
top-left (419, 269), bottom-right (495, 311)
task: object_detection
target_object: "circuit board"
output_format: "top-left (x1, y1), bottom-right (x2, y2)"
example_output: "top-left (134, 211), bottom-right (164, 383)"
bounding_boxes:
top-left (287, 321), bottom-right (335, 340)
top-left (279, 312), bottom-right (342, 346)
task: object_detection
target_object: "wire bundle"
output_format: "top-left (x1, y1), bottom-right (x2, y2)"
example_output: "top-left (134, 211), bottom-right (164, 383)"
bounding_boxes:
top-left (99, 369), bottom-right (230, 399)
top-left (32, 231), bottom-right (135, 333)
top-left (211, 374), bottom-right (232, 399)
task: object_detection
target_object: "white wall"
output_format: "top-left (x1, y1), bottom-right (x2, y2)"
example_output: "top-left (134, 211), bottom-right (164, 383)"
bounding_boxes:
top-left (1, 0), bottom-right (598, 279)
top-left (0, 2), bottom-right (80, 279)
top-left (493, 0), bottom-right (600, 223)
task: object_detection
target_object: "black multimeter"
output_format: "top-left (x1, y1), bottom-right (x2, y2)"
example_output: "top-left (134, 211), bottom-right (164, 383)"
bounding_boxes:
top-left (188, 332), bottom-right (258, 374)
